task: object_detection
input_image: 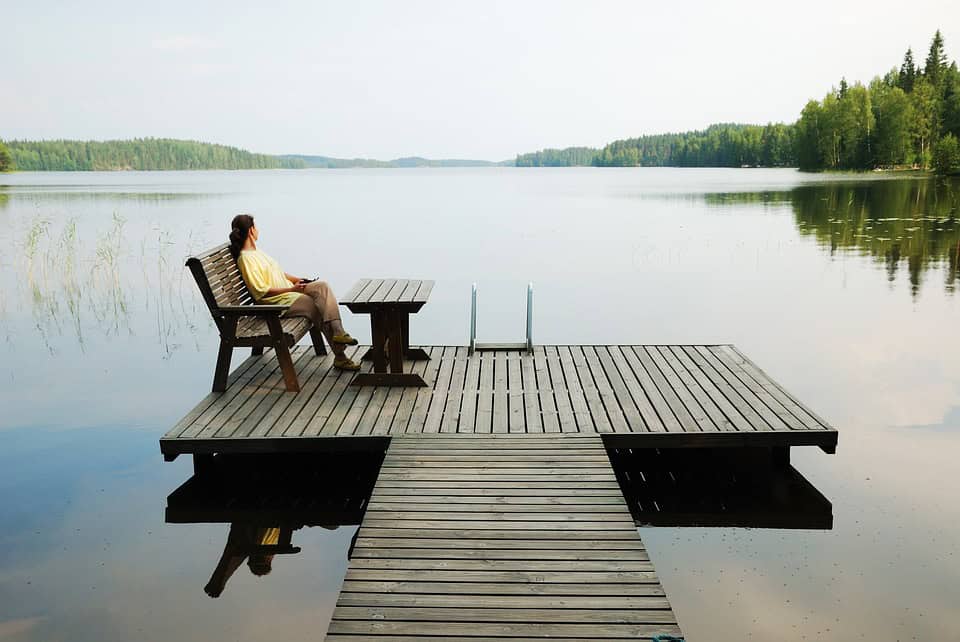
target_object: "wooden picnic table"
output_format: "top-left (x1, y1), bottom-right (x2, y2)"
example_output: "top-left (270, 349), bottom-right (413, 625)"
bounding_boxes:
top-left (340, 278), bottom-right (435, 387)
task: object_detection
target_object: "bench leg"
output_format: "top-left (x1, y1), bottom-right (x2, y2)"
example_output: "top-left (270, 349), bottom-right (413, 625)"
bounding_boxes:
top-left (266, 317), bottom-right (300, 392)
top-left (251, 346), bottom-right (264, 356)
top-left (276, 343), bottom-right (300, 392)
top-left (309, 326), bottom-right (328, 356)
top-left (212, 340), bottom-right (233, 392)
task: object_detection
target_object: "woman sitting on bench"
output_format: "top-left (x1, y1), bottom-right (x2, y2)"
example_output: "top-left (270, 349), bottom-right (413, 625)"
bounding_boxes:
top-left (229, 214), bottom-right (360, 371)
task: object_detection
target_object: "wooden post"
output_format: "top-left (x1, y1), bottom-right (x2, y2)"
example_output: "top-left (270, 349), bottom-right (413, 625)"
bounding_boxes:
top-left (773, 446), bottom-right (790, 468)
top-left (193, 453), bottom-right (215, 477)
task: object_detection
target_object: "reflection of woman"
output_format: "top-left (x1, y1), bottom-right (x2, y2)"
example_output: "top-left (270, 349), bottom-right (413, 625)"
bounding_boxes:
top-left (204, 524), bottom-right (280, 598)
top-left (229, 214), bottom-right (360, 371)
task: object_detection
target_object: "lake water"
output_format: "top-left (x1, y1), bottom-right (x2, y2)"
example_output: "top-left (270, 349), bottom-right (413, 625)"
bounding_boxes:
top-left (1, 168), bottom-right (958, 641)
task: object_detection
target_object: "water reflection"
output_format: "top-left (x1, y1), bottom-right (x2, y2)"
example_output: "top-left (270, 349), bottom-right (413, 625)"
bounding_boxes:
top-left (608, 447), bottom-right (833, 530)
top-left (0, 184), bottom-right (217, 204)
top-left (165, 452), bottom-right (384, 598)
top-left (704, 177), bottom-right (960, 296)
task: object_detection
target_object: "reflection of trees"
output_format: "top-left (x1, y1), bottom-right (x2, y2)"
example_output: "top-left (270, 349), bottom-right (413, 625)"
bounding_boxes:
top-left (790, 178), bottom-right (960, 295)
top-left (0, 189), bottom-right (214, 205)
top-left (706, 178), bottom-right (960, 296)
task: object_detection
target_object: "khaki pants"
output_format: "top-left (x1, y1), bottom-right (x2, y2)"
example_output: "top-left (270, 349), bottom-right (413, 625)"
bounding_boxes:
top-left (285, 281), bottom-right (346, 352)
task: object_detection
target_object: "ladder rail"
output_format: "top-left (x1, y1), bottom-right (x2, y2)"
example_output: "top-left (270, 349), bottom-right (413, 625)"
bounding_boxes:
top-left (469, 282), bottom-right (533, 355)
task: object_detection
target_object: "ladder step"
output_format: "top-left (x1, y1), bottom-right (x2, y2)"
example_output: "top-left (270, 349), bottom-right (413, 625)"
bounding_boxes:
top-left (474, 342), bottom-right (529, 352)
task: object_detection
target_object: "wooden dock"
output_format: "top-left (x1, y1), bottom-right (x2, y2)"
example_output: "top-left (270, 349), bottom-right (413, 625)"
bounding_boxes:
top-left (328, 433), bottom-right (681, 641)
top-left (161, 344), bottom-right (837, 459)
top-left (162, 343), bottom-right (838, 639)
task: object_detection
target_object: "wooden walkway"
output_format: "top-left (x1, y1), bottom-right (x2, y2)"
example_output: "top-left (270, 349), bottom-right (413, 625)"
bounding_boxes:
top-left (161, 344), bottom-right (837, 459)
top-left (328, 433), bottom-right (681, 641)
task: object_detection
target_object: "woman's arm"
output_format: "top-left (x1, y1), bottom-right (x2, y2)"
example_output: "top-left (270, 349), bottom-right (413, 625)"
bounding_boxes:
top-left (285, 272), bottom-right (304, 284)
top-left (264, 282), bottom-right (306, 298)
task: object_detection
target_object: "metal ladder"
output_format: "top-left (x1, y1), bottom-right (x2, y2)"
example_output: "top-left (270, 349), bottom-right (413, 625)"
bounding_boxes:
top-left (468, 282), bottom-right (533, 354)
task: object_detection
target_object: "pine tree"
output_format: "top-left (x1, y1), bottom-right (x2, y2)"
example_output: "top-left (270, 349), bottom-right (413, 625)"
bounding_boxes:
top-left (924, 30), bottom-right (949, 86)
top-left (899, 48), bottom-right (917, 92)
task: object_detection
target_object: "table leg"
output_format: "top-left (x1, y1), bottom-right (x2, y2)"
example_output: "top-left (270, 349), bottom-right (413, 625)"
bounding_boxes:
top-left (387, 308), bottom-right (405, 374)
top-left (370, 311), bottom-right (388, 374)
top-left (352, 308), bottom-right (427, 387)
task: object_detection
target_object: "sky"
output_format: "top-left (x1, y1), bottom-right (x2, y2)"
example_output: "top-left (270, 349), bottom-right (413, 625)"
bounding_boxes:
top-left (3, 0), bottom-right (958, 160)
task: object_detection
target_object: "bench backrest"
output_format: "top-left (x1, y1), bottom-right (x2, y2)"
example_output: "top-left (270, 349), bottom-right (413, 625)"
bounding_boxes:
top-left (186, 243), bottom-right (255, 319)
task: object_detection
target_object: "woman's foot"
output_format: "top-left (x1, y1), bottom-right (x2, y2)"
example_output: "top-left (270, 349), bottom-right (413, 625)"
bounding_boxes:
top-left (331, 333), bottom-right (359, 346)
top-left (333, 357), bottom-right (361, 371)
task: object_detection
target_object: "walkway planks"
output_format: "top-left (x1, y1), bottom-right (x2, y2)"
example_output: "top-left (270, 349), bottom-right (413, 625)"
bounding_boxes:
top-left (327, 434), bottom-right (681, 641)
top-left (161, 344), bottom-right (837, 459)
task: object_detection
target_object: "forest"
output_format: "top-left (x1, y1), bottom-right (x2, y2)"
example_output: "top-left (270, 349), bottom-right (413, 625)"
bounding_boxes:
top-left (516, 31), bottom-right (960, 175)
top-left (1, 138), bottom-right (306, 171)
top-left (796, 31), bottom-right (960, 173)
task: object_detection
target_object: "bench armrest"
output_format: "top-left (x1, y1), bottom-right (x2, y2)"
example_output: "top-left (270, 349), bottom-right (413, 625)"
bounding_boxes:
top-left (217, 305), bottom-right (289, 317)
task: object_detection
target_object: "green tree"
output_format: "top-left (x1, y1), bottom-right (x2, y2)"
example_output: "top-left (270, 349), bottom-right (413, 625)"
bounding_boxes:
top-left (933, 133), bottom-right (960, 175)
top-left (837, 83), bottom-right (874, 168)
top-left (942, 62), bottom-right (960, 138)
top-left (910, 78), bottom-right (940, 167)
top-left (924, 30), bottom-right (949, 87)
top-left (795, 100), bottom-right (826, 170)
top-left (0, 141), bottom-right (13, 171)
top-left (871, 83), bottom-right (913, 166)
top-left (899, 48), bottom-right (917, 92)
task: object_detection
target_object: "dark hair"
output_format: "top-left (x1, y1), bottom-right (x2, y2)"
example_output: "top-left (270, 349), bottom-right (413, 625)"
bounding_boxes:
top-left (229, 214), bottom-right (255, 259)
top-left (247, 554), bottom-right (273, 576)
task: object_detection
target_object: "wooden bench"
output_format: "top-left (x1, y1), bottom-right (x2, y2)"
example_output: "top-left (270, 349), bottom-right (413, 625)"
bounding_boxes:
top-left (186, 243), bottom-right (326, 393)
top-left (340, 278), bottom-right (434, 387)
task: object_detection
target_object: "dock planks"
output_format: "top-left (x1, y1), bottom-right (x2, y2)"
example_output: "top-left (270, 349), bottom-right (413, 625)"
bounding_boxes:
top-left (327, 434), bottom-right (682, 641)
top-left (162, 344), bottom-right (837, 459)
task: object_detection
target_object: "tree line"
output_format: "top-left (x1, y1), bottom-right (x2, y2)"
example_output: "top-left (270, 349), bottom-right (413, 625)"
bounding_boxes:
top-left (796, 30), bottom-right (960, 173)
top-left (0, 138), bottom-right (307, 171)
top-left (516, 30), bottom-right (960, 175)
top-left (515, 123), bottom-right (796, 168)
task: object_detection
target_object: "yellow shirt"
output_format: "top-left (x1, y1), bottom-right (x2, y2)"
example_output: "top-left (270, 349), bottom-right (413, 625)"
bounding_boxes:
top-left (237, 249), bottom-right (301, 305)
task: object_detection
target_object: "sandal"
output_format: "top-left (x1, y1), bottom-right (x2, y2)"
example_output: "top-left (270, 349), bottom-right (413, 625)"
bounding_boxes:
top-left (331, 333), bottom-right (359, 346)
top-left (334, 357), bottom-right (361, 371)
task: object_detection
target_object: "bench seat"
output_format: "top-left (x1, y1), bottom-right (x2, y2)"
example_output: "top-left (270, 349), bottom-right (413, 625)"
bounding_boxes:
top-left (235, 316), bottom-right (312, 343)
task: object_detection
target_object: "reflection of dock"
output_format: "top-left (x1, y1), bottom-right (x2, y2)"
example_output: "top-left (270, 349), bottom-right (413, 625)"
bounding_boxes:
top-left (609, 446), bottom-right (833, 529)
top-left (161, 342), bottom-right (838, 640)
top-left (161, 344), bottom-right (837, 459)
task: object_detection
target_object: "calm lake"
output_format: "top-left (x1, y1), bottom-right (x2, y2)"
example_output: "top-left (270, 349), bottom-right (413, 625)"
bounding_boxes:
top-left (1, 168), bottom-right (958, 641)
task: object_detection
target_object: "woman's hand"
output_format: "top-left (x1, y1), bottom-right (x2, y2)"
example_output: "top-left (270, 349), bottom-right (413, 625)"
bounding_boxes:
top-left (291, 282), bottom-right (307, 293)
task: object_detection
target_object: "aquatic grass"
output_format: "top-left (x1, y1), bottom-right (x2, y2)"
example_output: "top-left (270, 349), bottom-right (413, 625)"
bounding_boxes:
top-left (5, 206), bottom-right (208, 357)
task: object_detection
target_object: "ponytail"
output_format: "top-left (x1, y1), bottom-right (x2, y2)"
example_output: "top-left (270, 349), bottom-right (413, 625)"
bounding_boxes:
top-left (229, 214), bottom-right (255, 259)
